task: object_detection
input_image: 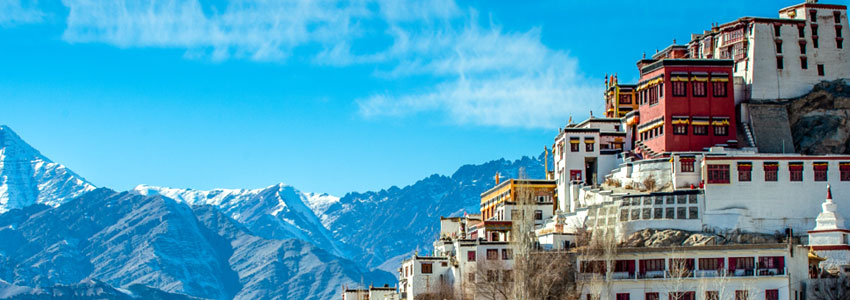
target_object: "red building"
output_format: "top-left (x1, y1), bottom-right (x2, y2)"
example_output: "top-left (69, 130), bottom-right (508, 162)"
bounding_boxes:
top-left (634, 58), bottom-right (737, 156)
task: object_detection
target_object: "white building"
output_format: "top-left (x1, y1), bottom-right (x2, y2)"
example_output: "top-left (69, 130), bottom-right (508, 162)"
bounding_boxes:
top-left (577, 244), bottom-right (810, 300)
top-left (688, 1), bottom-right (849, 101)
top-left (342, 286), bottom-right (398, 300)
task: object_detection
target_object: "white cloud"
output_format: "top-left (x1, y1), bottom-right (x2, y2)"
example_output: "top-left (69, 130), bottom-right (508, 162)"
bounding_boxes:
top-left (55, 0), bottom-right (600, 128)
top-left (0, 0), bottom-right (45, 26)
top-left (61, 0), bottom-right (370, 61)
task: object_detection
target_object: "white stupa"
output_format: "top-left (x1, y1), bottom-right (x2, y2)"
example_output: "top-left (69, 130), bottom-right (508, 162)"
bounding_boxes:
top-left (807, 184), bottom-right (850, 269)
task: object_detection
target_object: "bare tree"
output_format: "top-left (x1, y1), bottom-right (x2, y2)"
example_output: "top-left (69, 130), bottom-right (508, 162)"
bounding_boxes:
top-left (417, 278), bottom-right (459, 300)
top-left (664, 249), bottom-right (693, 300)
top-left (810, 274), bottom-right (850, 300)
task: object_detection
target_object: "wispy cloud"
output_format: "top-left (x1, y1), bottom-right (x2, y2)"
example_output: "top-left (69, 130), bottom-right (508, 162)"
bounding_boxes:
top-left (0, 0), bottom-right (45, 26)
top-left (56, 0), bottom-right (599, 128)
top-left (62, 0), bottom-right (369, 61)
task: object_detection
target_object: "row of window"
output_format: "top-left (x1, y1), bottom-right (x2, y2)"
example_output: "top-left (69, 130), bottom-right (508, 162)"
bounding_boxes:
top-left (704, 162), bottom-right (850, 183)
top-left (777, 56), bottom-right (830, 75)
top-left (466, 248), bottom-right (513, 262)
top-left (605, 289), bottom-right (779, 300)
top-left (568, 138), bottom-right (595, 152)
top-left (640, 123), bottom-right (729, 141)
top-left (581, 256), bottom-right (784, 274)
top-left (638, 80), bottom-right (729, 106)
top-left (620, 206), bottom-right (699, 221)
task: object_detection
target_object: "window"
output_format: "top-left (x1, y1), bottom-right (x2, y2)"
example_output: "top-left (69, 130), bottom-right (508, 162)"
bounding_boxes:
top-left (693, 81), bottom-right (707, 97)
top-left (699, 258), bottom-right (723, 271)
top-left (707, 164), bottom-right (730, 184)
top-left (789, 162), bottom-right (804, 182)
top-left (670, 292), bottom-right (695, 300)
top-left (570, 140), bottom-right (580, 152)
top-left (615, 293), bottom-right (630, 300)
top-left (838, 39), bottom-right (844, 49)
top-left (801, 41), bottom-right (808, 54)
top-left (730, 257), bottom-right (755, 270)
top-left (672, 81), bottom-right (687, 97)
top-left (619, 94), bottom-right (631, 104)
top-left (681, 158), bottom-right (695, 172)
top-left (764, 162), bottom-right (779, 181)
top-left (798, 26), bottom-right (805, 37)
top-left (693, 125), bottom-right (708, 136)
top-left (649, 86), bottom-right (659, 105)
top-left (673, 124), bottom-right (688, 135)
top-left (486, 249), bottom-right (499, 260)
top-left (665, 207), bottom-right (675, 219)
top-left (654, 208), bottom-right (663, 219)
top-left (818, 64), bottom-right (825, 76)
top-left (775, 40), bottom-right (783, 53)
top-left (837, 26), bottom-right (844, 38)
top-left (774, 24), bottom-right (781, 36)
top-left (735, 291), bottom-right (748, 300)
top-left (646, 293), bottom-right (659, 300)
top-left (812, 25), bottom-right (819, 36)
top-left (468, 250), bottom-right (476, 261)
top-left (814, 37), bottom-right (820, 48)
top-left (759, 256), bottom-right (784, 269)
top-left (766, 289), bottom-right (779, 300)
top-left (712, 81), bottom-right (727, 97)
top-left (776, 56), bottom-right (784, 69)
top-left (810, 10), bottom-right (817, 22)
top-left (676, 207), bottom-right (686, 219)
top-left (534, 210), bottom-right (543, 220)
top-left (421, 263), bottom-right (432, 274)
top-left (705, 291), bottom-right (719, 300)
top-left (502, 249), bottom-right (513, 260)
top-left (835, 11), bottom-right (842, 23)
top-left (801, 57), bottom-right (808, 69)
top-left (586, 141), bottom-right (594, 152)
top-left (738, 163), bottom-right (752, 182)
top-left (841, 162), bottom-right (850, 181)
top-left (641, 259), bottom-right (665, 272)
top-left (713, 125), bottom-right (728, 136)
top-left (814, 162), bottom-right (828, 181)
top-left (581, 261), bottom-right (606, 274)
top-left (689, 207), bottom-right (698, 219)
top-left (659, 83), bottom-right (663, 97)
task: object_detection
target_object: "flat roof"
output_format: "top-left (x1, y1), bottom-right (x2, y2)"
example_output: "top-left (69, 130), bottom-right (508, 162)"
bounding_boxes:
top-left (480, 179), bottom-right (556, 198)
top-left (640, 59), bottom-right (734, 74)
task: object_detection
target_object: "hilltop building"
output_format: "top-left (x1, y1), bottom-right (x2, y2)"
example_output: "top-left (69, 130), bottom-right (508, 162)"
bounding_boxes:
top-left (356, 1), bottom-right (850, 299)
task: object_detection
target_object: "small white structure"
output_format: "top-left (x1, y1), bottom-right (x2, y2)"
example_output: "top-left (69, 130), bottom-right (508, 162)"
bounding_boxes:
top-left (342, 285), bottom-right (398, 300)
top-left (808, 184), bottom-right (850, 270)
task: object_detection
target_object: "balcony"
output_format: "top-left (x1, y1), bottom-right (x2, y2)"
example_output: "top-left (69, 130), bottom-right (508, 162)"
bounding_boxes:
top-left (580, 268), bottom-right (788, 281)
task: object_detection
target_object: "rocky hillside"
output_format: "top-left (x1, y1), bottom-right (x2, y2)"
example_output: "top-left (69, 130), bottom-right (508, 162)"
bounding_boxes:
top-left (786, 79), bottom-right (850, 155)
top-left (323, 154), bottom-right (547, 270)
top-left (0, 189), bottom-right (394, 300)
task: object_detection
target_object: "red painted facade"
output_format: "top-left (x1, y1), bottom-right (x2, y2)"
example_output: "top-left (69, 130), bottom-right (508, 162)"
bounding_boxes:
top-left (635, 59), bottom-right (737, 154)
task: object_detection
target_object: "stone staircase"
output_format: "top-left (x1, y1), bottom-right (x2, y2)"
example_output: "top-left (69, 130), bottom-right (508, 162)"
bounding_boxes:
top-left (634, 141), bottom-right (658, 158)
top-left (742, 122), bottom-right (757, 148)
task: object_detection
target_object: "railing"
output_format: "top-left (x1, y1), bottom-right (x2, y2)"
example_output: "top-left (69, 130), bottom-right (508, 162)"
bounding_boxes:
top-left (579, 268), bottom-right (787, 281)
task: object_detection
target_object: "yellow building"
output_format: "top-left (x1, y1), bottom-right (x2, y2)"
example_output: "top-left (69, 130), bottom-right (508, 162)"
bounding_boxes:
top-left (479, 178), bottom-right (557, 221)
top-left (604, 74), bottom-right (638, 118)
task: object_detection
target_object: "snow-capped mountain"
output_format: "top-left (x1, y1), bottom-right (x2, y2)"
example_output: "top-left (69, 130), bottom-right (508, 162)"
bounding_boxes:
top-left (132, 184), bottom-right (352, 259)
top-left (0, 126), bottom-right (95, 213)
top-left (0, 189), bottom-right (394, 300)
top-left (0, 124), bottom-right (547, 298)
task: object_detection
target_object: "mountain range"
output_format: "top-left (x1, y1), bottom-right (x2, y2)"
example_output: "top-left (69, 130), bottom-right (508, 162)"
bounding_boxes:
top-left (0, 125), bottom-right (546, 299)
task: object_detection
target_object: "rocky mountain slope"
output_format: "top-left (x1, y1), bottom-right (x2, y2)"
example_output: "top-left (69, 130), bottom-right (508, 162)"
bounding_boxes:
top-left (0, 189), bottom-right (394, 300)
top-left (133, 184), bottom-right (353, 259)
top-left (0, 126), bottom-right (94, 213)
top-left (323, 155), bottom-right (547, 269)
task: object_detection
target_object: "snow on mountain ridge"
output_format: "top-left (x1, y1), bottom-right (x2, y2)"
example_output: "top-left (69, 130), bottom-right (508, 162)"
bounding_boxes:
top-left (0, 126), bottom-right (95, 213)
top-left (132, 183), bottom-right (353, 259)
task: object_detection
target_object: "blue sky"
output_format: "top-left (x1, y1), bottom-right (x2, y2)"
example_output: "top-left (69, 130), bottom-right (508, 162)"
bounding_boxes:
top-left (0, 0), bottom-right (806, 195)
